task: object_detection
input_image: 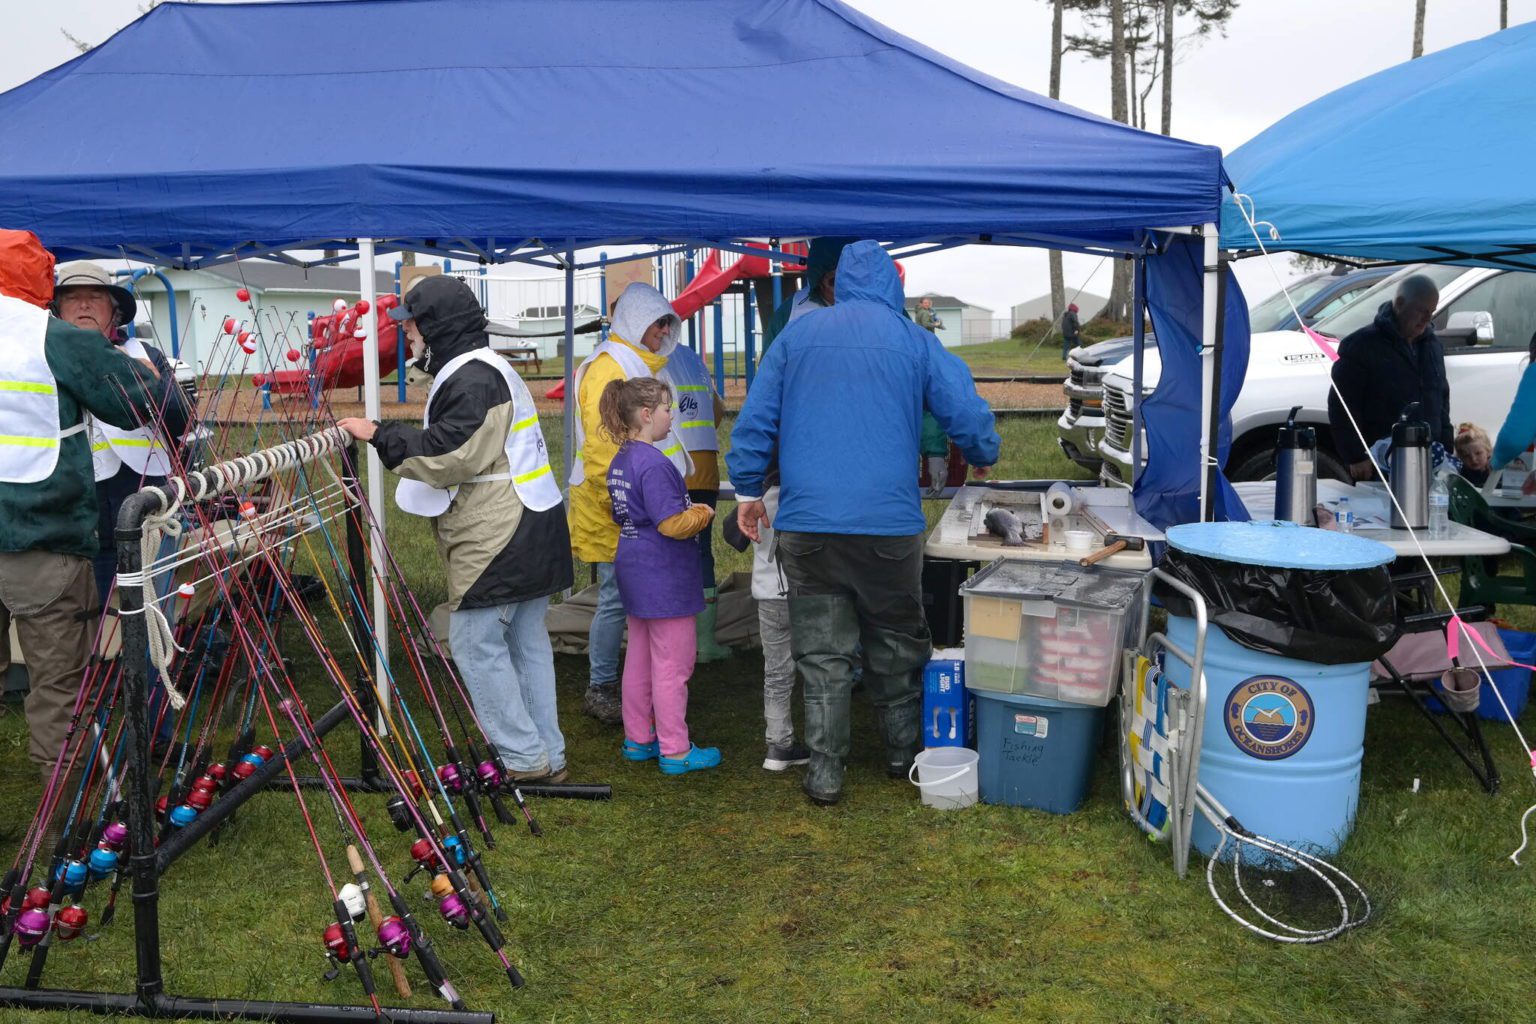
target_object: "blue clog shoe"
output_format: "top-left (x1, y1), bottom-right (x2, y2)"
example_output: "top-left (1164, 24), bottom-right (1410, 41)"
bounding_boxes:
top-left (658, 744), bottom-right (722, 776)
top-left (622, 738), bottom-right (660, 762)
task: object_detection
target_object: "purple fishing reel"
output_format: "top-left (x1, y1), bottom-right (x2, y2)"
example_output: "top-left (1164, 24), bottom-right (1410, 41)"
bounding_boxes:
top-left (377, 915), bottom-right (412, 958)
top-left (476, 760), bottom-right (501, 789)
top-left (100, 820), bottom-right (129, 851)
top-left (437, 763), bottom-right (464, 794)
top-left (438, 893), bottom-right (469, 930)
top-left (14, 908), bottom-right (50, 949)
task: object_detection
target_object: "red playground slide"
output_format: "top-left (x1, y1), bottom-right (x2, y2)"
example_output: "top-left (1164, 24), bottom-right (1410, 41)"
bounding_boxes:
top-left (266, 294), bottom-right (402, 395)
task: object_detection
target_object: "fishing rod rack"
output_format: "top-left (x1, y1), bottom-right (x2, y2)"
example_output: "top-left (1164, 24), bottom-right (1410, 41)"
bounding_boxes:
top-left (0, 429), bottom-right (492, 1023)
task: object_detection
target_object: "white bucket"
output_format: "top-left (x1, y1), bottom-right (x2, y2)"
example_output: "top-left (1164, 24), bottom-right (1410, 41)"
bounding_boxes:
top-left (908, 747), bottom-right (979, 810)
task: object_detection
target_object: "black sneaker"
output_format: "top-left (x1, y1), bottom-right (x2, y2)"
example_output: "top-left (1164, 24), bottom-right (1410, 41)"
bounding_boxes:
top-left (762, 742), bottom-right (811, 772)
top-left (581, 686), bottom-right (623, 725)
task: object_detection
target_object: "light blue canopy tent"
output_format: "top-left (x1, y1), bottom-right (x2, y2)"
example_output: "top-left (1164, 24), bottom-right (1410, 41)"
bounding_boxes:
top-left (0, 0), bottom-right (1247, 526)
top-left (1220, 21), bottom-right (1536, 268)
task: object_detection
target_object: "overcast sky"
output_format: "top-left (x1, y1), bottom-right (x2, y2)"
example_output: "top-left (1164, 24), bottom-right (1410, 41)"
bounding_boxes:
top-left (3, 0), bottom-right (1531, 317)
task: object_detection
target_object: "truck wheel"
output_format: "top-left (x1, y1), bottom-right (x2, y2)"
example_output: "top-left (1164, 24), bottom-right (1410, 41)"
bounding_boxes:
top-left (1230, 446), bottom-right (1350, 484)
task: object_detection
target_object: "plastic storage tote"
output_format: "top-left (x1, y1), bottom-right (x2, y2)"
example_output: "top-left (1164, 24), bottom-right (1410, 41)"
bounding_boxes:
top-left (959, 559), bottom-right (1145, 705)
top-left (974, 689), bottom-right (1104, 813)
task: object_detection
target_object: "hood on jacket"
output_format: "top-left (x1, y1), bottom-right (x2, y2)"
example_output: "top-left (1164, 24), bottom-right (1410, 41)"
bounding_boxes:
top-left (402, 275), bottom-right (489, 374)
top-left (609, 282), bottom-right (680, 358)
top-left (804, 237), bottom-right (855, 294)
top-left (833, 240), bottom-right (904, 312)
top-left (1373, 299), bottom-right (1435, 346)
top-left (0, 230), bottom-right (55, 309)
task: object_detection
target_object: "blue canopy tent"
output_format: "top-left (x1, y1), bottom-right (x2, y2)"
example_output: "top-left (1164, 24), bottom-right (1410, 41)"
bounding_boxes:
top-left (1220, 21), bottom-right (1536, 268)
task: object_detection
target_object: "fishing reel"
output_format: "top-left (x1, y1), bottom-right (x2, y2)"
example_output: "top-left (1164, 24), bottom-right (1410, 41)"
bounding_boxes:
top-left (13, 908), bottom-right (50, 949)
top-left (87, 846), bottom-right (120, 881)
top-left (436, 763), bottom-right (464, 794)
top-left (475, 760), bottom-right (501, 790)
top-left (52, 904), bottom-right (87, 942)
top-left (438, 892), bottom-right (469, 930)
top-left (231, 744), bottom-right (273, 782)
top-left (99, 820), bottom-right (128, 851)
top-left (374, 916), bottom-right (412, 959)
top-left (384, 793), bottom-right (414, 833)
top-left (321, 922), bottom-right (351, 980)
top-left (337, 883), bottom-right (366, 923)
top-left (53, 860), bottom-right (88, 897)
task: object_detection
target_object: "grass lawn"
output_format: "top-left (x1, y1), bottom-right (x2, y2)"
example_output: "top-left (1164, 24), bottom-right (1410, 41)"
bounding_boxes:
top-left (1, 415), bottom-right (1532, 1022)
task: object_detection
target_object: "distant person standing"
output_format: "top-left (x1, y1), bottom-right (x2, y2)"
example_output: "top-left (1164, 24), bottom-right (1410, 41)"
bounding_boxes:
top-left (1060, 303), bottom-right (1081, 359)
top-left (914, 296), bottom-right (941, 333)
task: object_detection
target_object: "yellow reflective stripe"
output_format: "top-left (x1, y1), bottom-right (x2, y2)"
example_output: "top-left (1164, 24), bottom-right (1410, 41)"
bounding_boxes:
top-left (0, 435), bottom-right (58, 448)
top-left (512, 414), bottom-right (539, 432)
top-left (661, 443), bottom-right (683, 457)
top-left (678, 420), bottom-right (714, 430)
top-left (92, 442), bottom-right (112, 453)
top-left (107, 439), bottom-right (165, 449)
top-left (512, 463), bottom-right (553, 485)
top-left (0, 381), bottom-right (56, 396)
top-left (674, 384), bottom-right (708, 391)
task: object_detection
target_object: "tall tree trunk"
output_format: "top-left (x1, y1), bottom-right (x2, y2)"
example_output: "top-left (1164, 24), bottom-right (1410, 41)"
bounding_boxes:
top-left (1413, 0), bottom-right (1427, 58)
top-left (1501, 0), bottom-right (1508, 29)
top-left (1107, 0), bottom-right (1132, 321)
top-left (1048, 0), bottom-right (1066, 333)
top-left (1160, 0), bottom-right (1174, 135)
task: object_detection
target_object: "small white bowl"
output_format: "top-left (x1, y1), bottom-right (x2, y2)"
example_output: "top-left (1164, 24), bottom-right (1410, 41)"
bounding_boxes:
top-left (1064, 530), bottom-right (1094, 552)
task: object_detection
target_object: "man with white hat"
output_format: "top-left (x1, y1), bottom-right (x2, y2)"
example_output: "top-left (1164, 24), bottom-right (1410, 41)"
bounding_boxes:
top-left (52, 260), bottom-right (192, 603)
top-left (0, 232), bottom-right (177, 795)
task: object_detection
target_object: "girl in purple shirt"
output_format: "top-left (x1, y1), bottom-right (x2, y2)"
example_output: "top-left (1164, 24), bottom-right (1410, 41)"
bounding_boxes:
top-left (602, 377), bottom-right (722, 775)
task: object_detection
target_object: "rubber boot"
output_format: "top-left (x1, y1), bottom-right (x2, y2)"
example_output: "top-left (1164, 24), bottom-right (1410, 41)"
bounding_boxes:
top-left (802, 752), bottom-right (845, 806)
top-left (792, 593), bottom-right (858, 806)
top-left (694, 587), bottom-right (733, 663)
top-left (874, 696), bottom-right (923, 779)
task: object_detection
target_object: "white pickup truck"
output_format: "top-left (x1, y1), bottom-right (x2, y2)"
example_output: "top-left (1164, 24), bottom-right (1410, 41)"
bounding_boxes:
top-left (1096, 264), bottom-right (1534, 485)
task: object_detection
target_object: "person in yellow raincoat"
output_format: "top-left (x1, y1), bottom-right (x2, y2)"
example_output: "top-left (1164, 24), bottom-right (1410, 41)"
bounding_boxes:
top-left (568, 282), bottom-right (689, 723)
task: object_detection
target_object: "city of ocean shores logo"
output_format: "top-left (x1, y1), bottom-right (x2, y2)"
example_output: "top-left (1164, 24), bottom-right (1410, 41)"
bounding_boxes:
top-left (1223, 675), bottom-right (1315, 760)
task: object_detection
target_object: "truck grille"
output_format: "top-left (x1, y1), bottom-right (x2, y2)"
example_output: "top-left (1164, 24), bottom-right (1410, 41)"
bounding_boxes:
top-left (1102, 385), bottom-right (1133, 453)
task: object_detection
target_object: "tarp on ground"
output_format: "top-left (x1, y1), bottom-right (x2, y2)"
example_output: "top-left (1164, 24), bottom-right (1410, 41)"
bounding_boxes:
top-left (1220, 21), bottom-right (1536, 268)
top-left (0, 0), bottom-right (1226, 265)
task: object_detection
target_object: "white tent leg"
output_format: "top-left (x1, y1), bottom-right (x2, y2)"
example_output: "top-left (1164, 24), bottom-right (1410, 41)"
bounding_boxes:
top-left (1199, 223), bottom-right (1218, 522)
top-left (359, 236), bottom-right (390, 728)
top-left (562, 246), bottom-right (576, 493)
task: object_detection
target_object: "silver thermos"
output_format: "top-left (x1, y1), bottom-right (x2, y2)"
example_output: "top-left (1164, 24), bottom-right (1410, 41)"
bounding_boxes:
top-left (1389, 404), bottom-right (1430, 530)
top-left (1273, 405), bottom-right (1317, 524)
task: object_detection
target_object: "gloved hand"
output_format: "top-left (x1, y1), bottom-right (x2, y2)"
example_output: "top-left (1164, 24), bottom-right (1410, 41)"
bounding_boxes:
top-left (925, 456), bottom-right (948, 498)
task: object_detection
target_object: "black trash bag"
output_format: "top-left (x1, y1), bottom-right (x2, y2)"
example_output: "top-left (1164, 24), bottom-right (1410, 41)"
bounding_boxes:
top-left (1155, 548), bottom-right (1399, 665)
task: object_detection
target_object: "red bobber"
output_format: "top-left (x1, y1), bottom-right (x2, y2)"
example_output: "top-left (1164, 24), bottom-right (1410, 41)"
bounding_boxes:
top-left (235, 287), bottom-right (251, 302)
top-left (333, 298), bottom-right (348, 313)
top-left (286, 348), bottom-right (302, 363)
top-left (22, 887), bottom-right (51, 911)
top-left (53, 904), bottom-right (87, 942)
top-left (354, 299), bottom-right (370, 315)
top-left (251, 374), bottom-right (266, 387)
top-left (222, 317), bottom-right (237, 334)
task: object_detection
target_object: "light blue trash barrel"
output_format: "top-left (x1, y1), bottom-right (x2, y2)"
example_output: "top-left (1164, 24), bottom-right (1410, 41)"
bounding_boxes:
top-left (1159, 521), bottom-right (1395, 858)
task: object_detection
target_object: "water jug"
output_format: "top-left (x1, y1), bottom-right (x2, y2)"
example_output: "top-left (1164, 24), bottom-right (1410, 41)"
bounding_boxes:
top-left (1273, 406), bottom-right (1317, 525)
top-left (1389, 403), bottom-right (1430, 530)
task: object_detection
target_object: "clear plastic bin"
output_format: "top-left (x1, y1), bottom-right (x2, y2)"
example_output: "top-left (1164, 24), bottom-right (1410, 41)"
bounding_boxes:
top-left (959, 559), bottom-right (1145, 706)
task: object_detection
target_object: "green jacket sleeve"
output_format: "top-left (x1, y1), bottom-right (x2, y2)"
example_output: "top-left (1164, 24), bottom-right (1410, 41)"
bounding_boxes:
top-left (46, 319), bottom-right (174, 432)
top-left (920, 411), bottom-right (949, 458)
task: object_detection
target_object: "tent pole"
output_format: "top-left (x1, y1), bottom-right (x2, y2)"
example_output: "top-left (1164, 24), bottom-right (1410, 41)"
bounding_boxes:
top-left (1199, 223), bottom-right (1219, 522)
top-left (562, 246), bottom-right (576, 492)
top-left (359, 237), bottom-right (390, 726)
top-left (1130, 256), bottom-right (1146, 485)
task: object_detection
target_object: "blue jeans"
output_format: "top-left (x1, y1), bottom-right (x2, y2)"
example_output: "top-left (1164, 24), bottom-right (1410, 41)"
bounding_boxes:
top-left (688, 489), bottom-right (718, 588)
top-left (449, 596), bottom-right (565, 773)
top-left (588, 562), bottom-right (626, 690)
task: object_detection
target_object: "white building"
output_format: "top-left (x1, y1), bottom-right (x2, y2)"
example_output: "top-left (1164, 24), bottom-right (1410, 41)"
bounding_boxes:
top-left (1010, 291), bottom-right (1108, 325)
top-left (130, 263), bottom-right (396, 374)
top-left (904, 292), bottom-right (996, 346)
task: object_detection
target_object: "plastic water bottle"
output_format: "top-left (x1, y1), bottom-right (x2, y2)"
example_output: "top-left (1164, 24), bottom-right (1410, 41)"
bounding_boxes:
top-left (1336, 497), bottom-right (1354, 533)
top-left (1429, 476), bottom-right (1450, 537)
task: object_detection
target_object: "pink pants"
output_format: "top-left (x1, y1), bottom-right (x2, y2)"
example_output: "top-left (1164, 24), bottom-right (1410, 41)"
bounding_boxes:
top-left (622, 615), bottom-right (696, 757)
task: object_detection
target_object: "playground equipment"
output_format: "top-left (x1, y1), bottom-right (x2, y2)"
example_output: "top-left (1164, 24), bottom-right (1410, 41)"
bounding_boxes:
top-left (266, 295), bottom-right (403, 397)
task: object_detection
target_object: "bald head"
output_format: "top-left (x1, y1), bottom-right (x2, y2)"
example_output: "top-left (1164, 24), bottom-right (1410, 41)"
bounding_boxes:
top-left (1392, 274), bottom-right (1440, 341)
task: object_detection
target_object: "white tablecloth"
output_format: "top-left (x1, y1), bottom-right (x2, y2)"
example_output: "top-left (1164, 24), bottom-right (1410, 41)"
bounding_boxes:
top-left (925, 483), bottom-right (1162, 569)
top-left (1233, 480), bottom-right (1510, 557)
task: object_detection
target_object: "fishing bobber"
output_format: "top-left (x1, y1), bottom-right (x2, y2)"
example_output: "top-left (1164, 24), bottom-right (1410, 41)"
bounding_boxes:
top-left (176, 582), bottom-right (196, 605)
top-left (250, 374), bottom-right (266, 387)
top-left (354, 299), bottom-right (370, 315)
top-left (437, 893), bottom-right (469, 930)
top-left (238, 501), bottom-right (258, 520)
top-left (376, 916), bottom-right (411, 959)
top-left (186, 788), bottom-right (214, 812)
top-left (235, 287), bottom-right (251, 302)
top-left (384, 794), bottom-right (413, 832)
top-left (286, 348), bottom-right (302, 364)
top-left (22, 887), bottom-right (51, 912)
top-left (429, 874), bottom-right (454, 900)
top-left (337, 883), bottom-right (366, 922)
top-left (100, 820), bottom-right (129, 851)
top-left (87, 846), bottom-right (120, 880)
top-left (52, 904), bottom-right (88, 942)
top-left (436, 763), bottom-right (464, 794)
top-left (13, 908), bottom-right (51, 949)
top-left (238, 331), bottom-right (256, 354)
top-left (476, 760), bottom-right (501, 789)
top-left (168, 804), bottom-right (199, 828)
top-left (54, 860), bottom-right (88, 896)
top-left (222, 317), bottom-right (237, 335)
top-left (333, 298), bottom-right (348, 313)
top-left (322, 922), bottom-right (351, 960)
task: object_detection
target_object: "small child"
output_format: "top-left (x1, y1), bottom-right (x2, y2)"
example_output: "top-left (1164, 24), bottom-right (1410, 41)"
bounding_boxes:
top-left (1455, 422), bottom-right (1493, 486)
top-left (750, 486), bottom-right (811, 772)
top-left (602, 377), bottom-right (722, 775)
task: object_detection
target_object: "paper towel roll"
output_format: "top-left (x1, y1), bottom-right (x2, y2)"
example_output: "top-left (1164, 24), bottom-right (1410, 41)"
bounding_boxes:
top-left (1043, 481), bottom-right (1077, 518)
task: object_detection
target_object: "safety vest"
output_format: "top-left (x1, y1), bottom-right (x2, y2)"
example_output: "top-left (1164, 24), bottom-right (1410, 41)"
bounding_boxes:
top-left (0, 298), bottom-right (86, 484)
top-left (568, 338), bottom-right (693, 485)
top-left (91, 337), bottom-right (176, 481)
top-left (395, 348), bottom-right (562, 518)
top-left (664, 345), bottom-right (719, 454)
